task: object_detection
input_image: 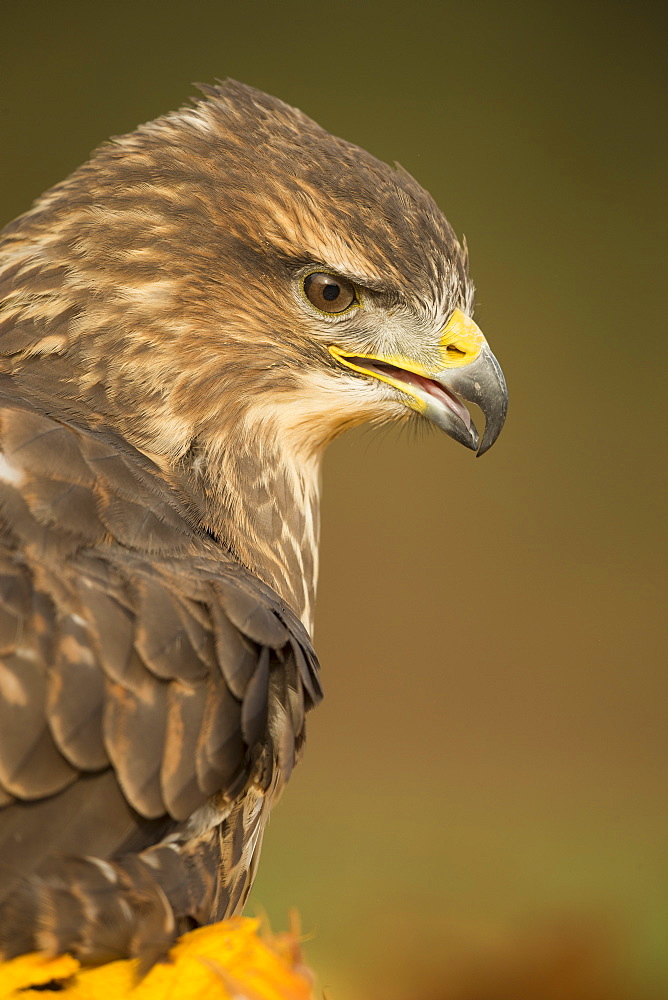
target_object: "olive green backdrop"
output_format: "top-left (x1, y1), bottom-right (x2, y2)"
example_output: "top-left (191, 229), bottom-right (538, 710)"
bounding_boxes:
top-left (1, 1), bottom-right (665, 997)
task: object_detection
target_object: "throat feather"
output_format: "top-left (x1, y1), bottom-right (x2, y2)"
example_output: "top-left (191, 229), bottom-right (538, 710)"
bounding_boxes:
top-left (200, 435), bottom-right (321, 632)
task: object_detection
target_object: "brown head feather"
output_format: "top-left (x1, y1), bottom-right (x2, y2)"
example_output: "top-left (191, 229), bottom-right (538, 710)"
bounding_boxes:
top-left (0, 79), bottom-right (472, 618)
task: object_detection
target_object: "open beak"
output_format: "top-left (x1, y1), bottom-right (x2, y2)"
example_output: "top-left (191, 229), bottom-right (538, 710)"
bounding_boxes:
top-left (329, 308), bottom-right (508, 455)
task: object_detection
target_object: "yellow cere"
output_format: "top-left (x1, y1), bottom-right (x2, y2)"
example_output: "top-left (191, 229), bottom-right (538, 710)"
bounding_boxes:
top-left (328, 308), bottom-right (486, 410)
top-left (437, 308), bottom-right (486, 369)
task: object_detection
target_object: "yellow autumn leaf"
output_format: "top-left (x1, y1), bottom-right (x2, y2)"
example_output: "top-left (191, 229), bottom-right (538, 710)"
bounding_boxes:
top-left (0, 916), bottom-right (314, 1000)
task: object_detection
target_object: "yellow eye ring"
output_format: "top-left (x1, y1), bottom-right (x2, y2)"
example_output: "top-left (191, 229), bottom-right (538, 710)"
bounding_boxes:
top-left (301, 271), bottom-right (360, 315)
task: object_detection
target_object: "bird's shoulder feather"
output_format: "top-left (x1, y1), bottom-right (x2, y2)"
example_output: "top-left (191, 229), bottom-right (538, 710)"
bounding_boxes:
top-left (0, 380), bottom-right (321, 890)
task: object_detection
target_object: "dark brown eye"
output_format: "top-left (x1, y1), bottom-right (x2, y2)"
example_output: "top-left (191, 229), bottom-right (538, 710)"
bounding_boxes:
top-left (303, 272), bottom-right (357, 313)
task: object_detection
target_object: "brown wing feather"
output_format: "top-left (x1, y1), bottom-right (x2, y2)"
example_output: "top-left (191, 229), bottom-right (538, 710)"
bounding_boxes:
top-left (0, 388), bottom-right (321, 962)
top-left (48, 614), bottom-right (108, 769)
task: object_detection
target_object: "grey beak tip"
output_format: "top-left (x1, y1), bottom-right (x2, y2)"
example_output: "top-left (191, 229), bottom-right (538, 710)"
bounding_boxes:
top-left (435, 345), bottom-right (508, 457)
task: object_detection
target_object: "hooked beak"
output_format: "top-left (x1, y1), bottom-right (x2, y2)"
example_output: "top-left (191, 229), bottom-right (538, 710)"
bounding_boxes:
top-left (430, 341), bottom-right (508, 455)
top-left (328, 308), bottom-right (508, 455)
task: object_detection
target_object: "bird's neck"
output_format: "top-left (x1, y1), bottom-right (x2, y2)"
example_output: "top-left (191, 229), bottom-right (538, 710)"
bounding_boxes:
top-left (186, 420), bottom-right (323, 634)
top-left (0, 221), bottom-right (332, 631)
top-left (3, 352), bottom-right (324, 632)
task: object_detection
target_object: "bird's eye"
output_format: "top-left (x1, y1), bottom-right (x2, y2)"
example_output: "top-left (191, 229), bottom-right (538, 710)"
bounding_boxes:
top-left (303, 272), bottom-right (357, 314)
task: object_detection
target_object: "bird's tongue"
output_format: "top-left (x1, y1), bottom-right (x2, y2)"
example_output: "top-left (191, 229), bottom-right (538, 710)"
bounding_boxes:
top-left (356, 359), bottom-right (472, 430)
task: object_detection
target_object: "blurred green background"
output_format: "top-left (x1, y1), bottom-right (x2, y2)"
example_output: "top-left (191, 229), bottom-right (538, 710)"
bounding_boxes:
top-left (1, 1), bottom-right (665, 996)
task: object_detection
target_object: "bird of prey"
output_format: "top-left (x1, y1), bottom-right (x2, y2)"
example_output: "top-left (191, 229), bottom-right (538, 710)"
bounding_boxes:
top-left (0, 80), bottom-right (507, 965)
